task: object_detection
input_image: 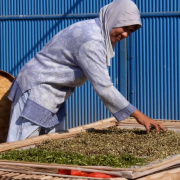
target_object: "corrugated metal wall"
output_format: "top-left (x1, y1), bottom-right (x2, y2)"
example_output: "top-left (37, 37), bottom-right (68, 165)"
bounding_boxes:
top-left (2, 0), bottom-right (179, 128)
top-left (128, 0), bottom-right (180, 120)
top-left (0, 0), bottom-right (128, 128)
top-left (0, 0), bottom-right (111, 15)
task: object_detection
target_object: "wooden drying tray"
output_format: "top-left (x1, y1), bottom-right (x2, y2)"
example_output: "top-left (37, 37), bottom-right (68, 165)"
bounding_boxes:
top-left (1, 117), bottom-right (180, 180)
top-left (0, 117), bottom-right (118, 152)
top-left (0, 169), bottom-right (127, 180)
top-left (137, 167), bottom-right (180, 180)
top-left (0, 172), bottom-right (127, 180)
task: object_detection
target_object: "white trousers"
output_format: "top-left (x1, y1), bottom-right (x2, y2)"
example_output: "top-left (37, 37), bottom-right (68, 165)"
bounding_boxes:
top-left (7, 91), bottom-right (65, 142)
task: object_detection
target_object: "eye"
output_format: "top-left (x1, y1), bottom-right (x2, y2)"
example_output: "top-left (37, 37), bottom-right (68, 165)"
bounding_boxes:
top-left (127, 25), bottom-right (136, 33)
top-left (124, 26), bottom-right (135, 33)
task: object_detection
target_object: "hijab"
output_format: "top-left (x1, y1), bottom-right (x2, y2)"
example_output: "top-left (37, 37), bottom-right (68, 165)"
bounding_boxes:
top-left (99, 0), bottom-right (142, 66)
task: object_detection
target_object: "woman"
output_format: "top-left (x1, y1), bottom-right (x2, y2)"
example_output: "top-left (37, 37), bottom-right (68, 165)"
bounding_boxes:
top-left (7, 0), bottom-right (166, 142)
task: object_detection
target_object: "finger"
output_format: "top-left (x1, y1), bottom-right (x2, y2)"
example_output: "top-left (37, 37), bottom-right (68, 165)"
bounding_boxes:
top-left (153, 123), bottom-right (160, 133)
top-left (158, 123), bottom-right (167, 132)
top-left (145, 124), bottom-right (150, 134)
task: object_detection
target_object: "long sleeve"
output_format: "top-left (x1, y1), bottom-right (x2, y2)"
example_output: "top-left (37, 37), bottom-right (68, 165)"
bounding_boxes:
top-left (78, 40), bottom-right (136, 121)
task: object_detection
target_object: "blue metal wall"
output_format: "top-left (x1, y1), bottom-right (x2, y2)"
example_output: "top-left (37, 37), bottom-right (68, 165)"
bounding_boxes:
top-left (0, 0), bottom-right (128, 128)
top-left (128, 0), bottom-right (180, 120)
top-left (2, 0), bottom-right (178, 127)
top-left (133, 0), bottom-right (180, 12)
top-left (0, 0), bottom-right (112, 15)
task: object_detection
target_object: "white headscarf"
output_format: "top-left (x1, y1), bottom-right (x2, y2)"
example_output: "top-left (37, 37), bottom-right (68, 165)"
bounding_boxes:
top-left (99, 0), bottom-right (142, 66)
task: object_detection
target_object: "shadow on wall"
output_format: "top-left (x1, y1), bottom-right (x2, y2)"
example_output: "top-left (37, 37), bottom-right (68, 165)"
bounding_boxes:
top-left (8, 0), bottom-right (84, 76)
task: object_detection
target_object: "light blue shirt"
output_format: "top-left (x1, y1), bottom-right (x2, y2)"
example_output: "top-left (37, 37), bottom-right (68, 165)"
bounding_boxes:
top-left (9, 18), bottom-right (136, 128)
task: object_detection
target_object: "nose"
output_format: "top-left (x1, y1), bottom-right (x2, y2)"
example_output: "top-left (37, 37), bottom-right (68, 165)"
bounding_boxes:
top-left (122, 32), bottom-right (130, 38)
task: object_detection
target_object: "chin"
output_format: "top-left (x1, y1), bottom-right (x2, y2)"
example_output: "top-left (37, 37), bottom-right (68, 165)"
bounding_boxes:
top-left (112, 44), bottom-right (116, 49)
top-left (111, 41), bottom-right (116, 49)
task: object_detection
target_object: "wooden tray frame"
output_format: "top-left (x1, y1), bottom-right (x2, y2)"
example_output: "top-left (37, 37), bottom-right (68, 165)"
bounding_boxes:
top-left (1, 117), bottom-right (180, 180)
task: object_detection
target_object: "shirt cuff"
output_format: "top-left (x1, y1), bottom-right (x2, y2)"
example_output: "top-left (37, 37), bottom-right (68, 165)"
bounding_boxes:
top-left (113, 104), bottom-right (136, 121)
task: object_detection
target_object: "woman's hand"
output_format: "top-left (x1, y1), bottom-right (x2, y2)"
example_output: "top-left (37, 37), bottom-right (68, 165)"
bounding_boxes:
top-left (131, 109), bottom-right (166, 133)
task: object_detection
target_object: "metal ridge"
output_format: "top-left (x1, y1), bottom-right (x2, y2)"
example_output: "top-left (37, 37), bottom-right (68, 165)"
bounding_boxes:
top-left (0, 12), bottom-right (180, 20)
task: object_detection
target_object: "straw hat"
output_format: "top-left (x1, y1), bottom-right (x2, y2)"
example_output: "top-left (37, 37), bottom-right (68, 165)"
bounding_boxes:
top-left (0, 70), bottom-right (14, 143)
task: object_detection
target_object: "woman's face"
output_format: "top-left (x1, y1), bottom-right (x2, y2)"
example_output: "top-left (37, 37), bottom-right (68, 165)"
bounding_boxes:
top-left (110, 25), bottom-right (136, 48)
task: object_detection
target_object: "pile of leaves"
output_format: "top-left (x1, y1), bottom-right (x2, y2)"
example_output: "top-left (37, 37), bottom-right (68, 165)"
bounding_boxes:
top-left (37, 127), bottom-right (180, 162)
top-left (0, 149), bottom-right (145, 167)
top-left (1, 127), bottom-right (180, 168)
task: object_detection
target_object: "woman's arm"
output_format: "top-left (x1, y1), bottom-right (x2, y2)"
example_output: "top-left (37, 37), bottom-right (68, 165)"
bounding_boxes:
top-left (78, 40), bottom-right (166, 133)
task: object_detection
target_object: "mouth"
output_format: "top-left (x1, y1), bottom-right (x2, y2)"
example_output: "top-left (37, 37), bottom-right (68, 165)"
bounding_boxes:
top-left (117, 37), bottom-right (121, 41)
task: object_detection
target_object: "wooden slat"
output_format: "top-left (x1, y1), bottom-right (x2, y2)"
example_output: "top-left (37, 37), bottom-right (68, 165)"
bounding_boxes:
top-left (51, 177), bottom-right (63, 180)
top-left (0, 162), bottom-right (134, 173)
top-left (0, 168), bottom-right (120, 180)
top-left (0, 171), bottom-right (9, 176)
top-left (11, 174), bottom-right (27, 179)
top-left (2, 172), bottom-right (20, 177)
top-left (30, 175), bottom-right (47, 179)
top-left (134, 156), bottom-right (180, 173)
top-left (137, 167), bottom-right (180, 180)
top-left (0, 164), bottom-right (57, 174)
top-left (109, 179), bottom-right (127, 180)
top-left (21, 174), bottom-right (39, 179)
top-left (38, 176), bottom-right (53, 180)
top-left (0, 161), bottom-right (126, 178)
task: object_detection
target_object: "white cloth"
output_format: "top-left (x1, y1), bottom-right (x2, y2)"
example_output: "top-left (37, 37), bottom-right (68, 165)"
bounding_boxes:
top-left (99, 0), bottom-right (142, 66)
top-left (7, 91), bottom-right (66, 142)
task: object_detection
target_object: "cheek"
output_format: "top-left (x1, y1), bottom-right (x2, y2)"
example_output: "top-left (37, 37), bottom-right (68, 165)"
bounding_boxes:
top-left (111, 29), bottom-right (123, 37)
top-left (115, 29), bottom-right (124, 35)
top-left (110, 35), bottom-right (116, 43)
